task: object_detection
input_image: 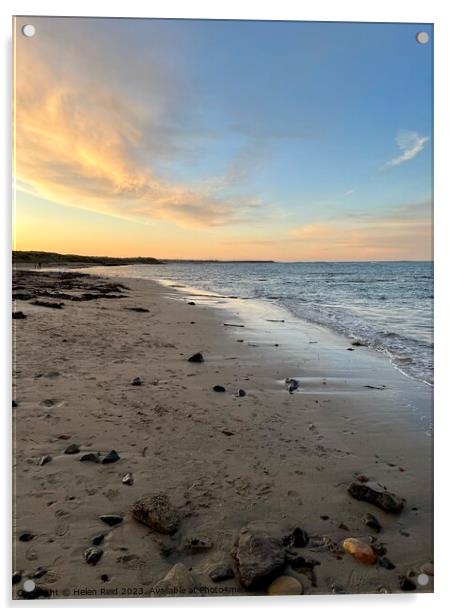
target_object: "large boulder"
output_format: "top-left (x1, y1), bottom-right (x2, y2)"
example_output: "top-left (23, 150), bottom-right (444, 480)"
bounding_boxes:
top-left (132, 493), bottom-right (180, 534)
top-left (233, 524), bottom-right (286, 589)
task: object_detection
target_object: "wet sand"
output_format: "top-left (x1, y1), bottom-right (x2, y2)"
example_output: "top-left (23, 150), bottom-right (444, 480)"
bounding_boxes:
top-left (12, 269), bottom-right (433, 599)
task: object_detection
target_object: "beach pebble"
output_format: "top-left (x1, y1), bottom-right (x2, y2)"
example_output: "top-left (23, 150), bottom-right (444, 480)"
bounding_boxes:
top-left (91, 533), bottom-right (105, 546)
top-left (122, 473), bottom-right (134, 486)
top-left (233, 524), bottom-right (286, 589)
top-left (347, 481), bottom-right (404, 513)
top-left (188, 352), bottom-right (204, 363)
top-left (342, 538), bottom-right (377, 565)
top-left (287, 554), bottom-right (320, 569)
top-left (187, 301), bottom-right (196, 306)
top-left (131, 377), bottom-right (143, 386)
top-left (85, 547), bottom-right (103, 566)
top-left (80, 452), bottom-right (100, 463)
top-left (420, 561), bottom-right (434, 576)
top-left (285, 378), bottom-right (299, 393)
top-left (362, 513), bottom-right (382, 533)
top-left (102, 450), bottom-right (120, 464)
top-left (100, 514), bottom-right (123, 526)
top-left (399, 575), bottom-right (417, 591)
top-left (238, 389), bottom-right (246, 397)
top-left (64, 444), bottom-right (80, 455)
top-left (32, 566), bottom-right (47, 579)
top-left (101, 574), bottom-right (109, 582)
top-left (208, 563), bottom-right (235, 582)
top-left (153, 563), bottom-right (196, 596)
top-left (19, 532), bottom-right (34, 542)
top-left (12, 400), bottom-right (18, 408)
top-left (20, 584), bottom-right (51, 600)
top-left (12, 311), bottom-right (27, 319)
top-left (283, 527), bottom-right (309, 548)
top-left (267, 575), bottom-right (303, 596)
top-left (213, 385), bottom-right (226, 392)
top-left (39, 455), bottom-right (52, 466)
top-left (132, 493), bottom-right (180, 534)
top-left (183, 536), bottom-right (212, 552)
top-left (222, 429), bottom-right (234, 436)
top-left (378, 556), bottom-right (395, 570)
top-left (12, 571), bottom-right (22, 585)
top-left (330, 583), bottom-right (348, 594)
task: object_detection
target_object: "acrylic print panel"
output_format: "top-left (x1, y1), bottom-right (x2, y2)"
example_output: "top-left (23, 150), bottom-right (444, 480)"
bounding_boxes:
top-left (12, 16), bottom-right (433, 599)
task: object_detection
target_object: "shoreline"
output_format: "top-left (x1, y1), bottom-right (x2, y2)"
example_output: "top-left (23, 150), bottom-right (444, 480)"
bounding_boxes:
top-left (12, 269), bottom-right (433, 598)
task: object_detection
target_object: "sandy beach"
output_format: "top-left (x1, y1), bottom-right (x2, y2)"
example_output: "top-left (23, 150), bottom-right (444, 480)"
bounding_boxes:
top-left (12, 269), bottom-right (433, 599)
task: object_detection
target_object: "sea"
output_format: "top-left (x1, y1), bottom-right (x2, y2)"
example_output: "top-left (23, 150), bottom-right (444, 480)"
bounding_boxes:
top-left (94, 261), bottom-right (433, 386)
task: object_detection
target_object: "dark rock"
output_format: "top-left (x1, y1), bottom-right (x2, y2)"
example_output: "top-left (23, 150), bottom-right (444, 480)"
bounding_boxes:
top-left (187, 301), bottom-right (196, 306)
top-left (347, 348), bottom-right (355, 351)
top-left (13, 311), bottom-right (27, 319)
top-left (85, 547), bottom-right (103, 565)
top-left (222, 429), bottom-right (234, 436)
top-left (188, 352), bottom-right (204, 363)
top-left (31, 300), bottom-right (64, 309)
top-left (285, 378), bottom-right (300, 394)
top-left (362, 512), bottom-right (382, 533)
top-left (379, 556), bottom-right (395, 570)
top-left (100, 514), bottom-right (123, 526)
top-left (352, 341), bottom-right (367, 347)
top-left (101, 574), bottom-right (109, 582)
top-left (125, 307), bottom-right (149, 313)
top-left (64, 444), bottom-right (80, 455)
top-left (233, 525), bottom-right (286, 589)
top-left (286, 554), bottom-right (320, 569)
top-left (39, 455), bottom-right (52, 466)
top-left (330, 583), bottom-right (348, 594)
top-left (12, 571), bottom-right (22, 585)
top-left (131, 377), bottom-right (143, 386)
top-left (347, 481), bottom-right (404, 513)
top-left (20, 585), bottom-right (51, 599)
top-left (12, 400), bottom-right (18, 408)
top-left (184, 536), bottom-right (212, 552)
top-left (102, 450), bottom-right (120, 464)
top-left (238, 389), bottom-right (246, 397)
top-left (122, 473), bottom-right (134, 486)
top-left (91, 533), bottom-right (105, 546)
top-left (19, 532), bottom-right (34, 542)
top-left (209, 563), bottom-right (235, 582)
top-left (400, 576), bottom-right (416, 591)
top-left (283, 527), bottom-right (309, 548)
top-left (132, 493), bottom-right (180, 534)
top-left (80, 452), bottom-right (100, 463)
top-left (32, 567), bottom-right (47, 579)
top-left (213, 385), bottom-right (226, 392)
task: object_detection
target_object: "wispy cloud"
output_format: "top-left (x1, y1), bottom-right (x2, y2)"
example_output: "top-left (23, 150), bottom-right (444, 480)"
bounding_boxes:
top-left (383, 131), bottom-right (429, 168)
top-left (288, 201), bottom-right (432, 260)
top-left (14, 29), bottom-right (262, 230)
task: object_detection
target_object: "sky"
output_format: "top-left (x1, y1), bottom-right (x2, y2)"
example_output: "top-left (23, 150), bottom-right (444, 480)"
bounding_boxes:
top-left (13, 17), bottom-right (433, 261)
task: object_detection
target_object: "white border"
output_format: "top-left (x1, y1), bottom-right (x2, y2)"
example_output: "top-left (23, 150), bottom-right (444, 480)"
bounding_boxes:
top-left (2, 1), bottom-right (451, 614)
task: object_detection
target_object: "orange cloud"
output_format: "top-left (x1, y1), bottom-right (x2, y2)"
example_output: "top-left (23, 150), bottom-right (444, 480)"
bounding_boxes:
top-left (14, 29), bottom-right (257, 229)
top-left (289, 203), bottom-right (432, 260)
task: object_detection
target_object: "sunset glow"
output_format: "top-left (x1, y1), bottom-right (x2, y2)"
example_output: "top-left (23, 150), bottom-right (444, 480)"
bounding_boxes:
top-left (13, 17), bottom-right (433, 260)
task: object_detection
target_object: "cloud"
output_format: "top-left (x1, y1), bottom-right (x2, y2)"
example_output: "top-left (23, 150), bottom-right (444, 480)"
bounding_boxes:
top-left (288, 202), bottom-right (432, 260)
top-left (14, 25), bottom-right (261, 230)
top-left (384, 131), bottom-right (429, 168)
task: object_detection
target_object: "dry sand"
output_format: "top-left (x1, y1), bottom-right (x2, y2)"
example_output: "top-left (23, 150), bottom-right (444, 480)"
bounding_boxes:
top-left (12, 269), bottom-right (433, 599)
